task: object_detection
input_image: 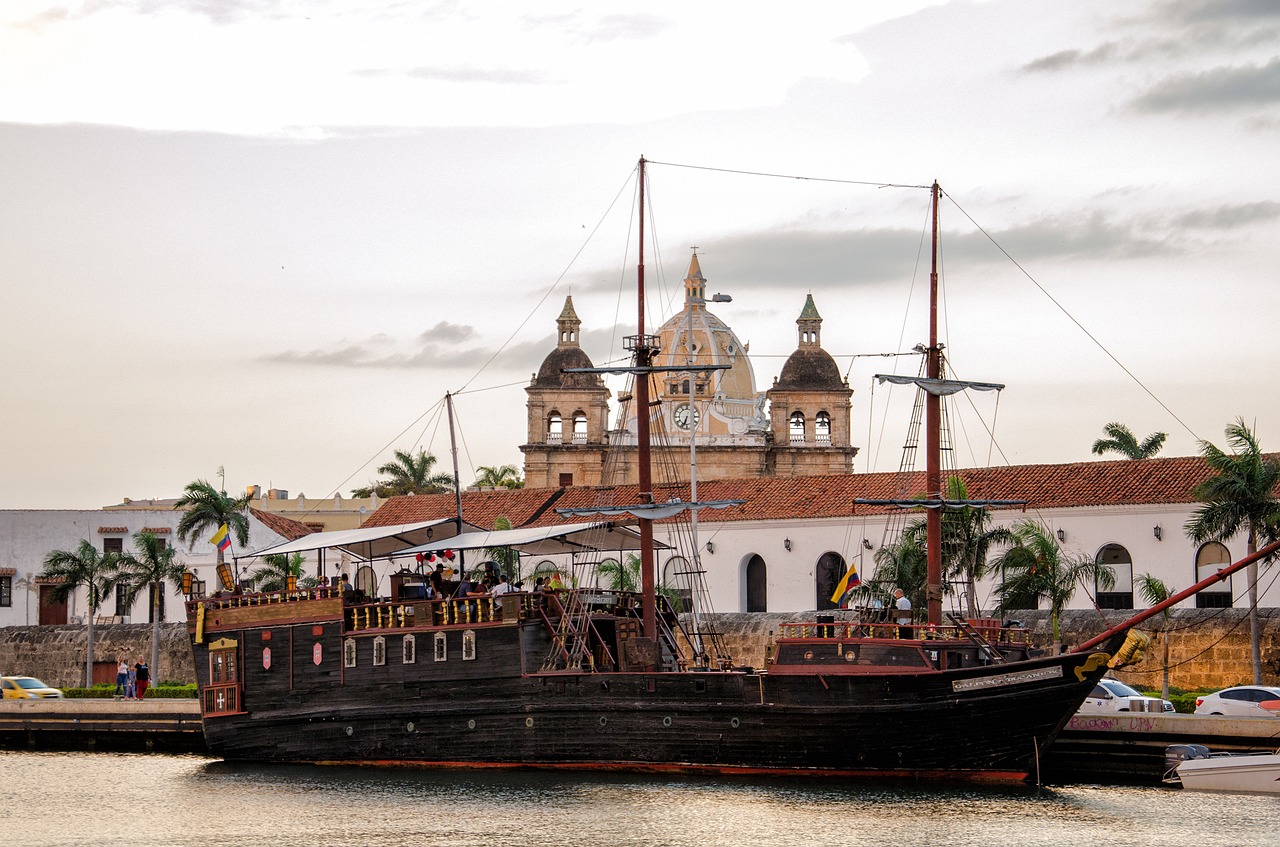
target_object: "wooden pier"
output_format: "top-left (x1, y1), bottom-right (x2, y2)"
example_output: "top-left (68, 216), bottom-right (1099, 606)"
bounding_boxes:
top-left (0, 699), bottom-right (206, 754)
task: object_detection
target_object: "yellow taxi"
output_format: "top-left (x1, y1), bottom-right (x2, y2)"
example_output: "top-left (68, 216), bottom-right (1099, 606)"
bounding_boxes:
top-left (1, 676), bottom-right (64, 699)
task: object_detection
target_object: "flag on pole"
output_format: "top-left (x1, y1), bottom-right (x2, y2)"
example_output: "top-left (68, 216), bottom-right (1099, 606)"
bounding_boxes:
top-left (210, 524), bottom-right (231, 552)
top-left (829, 561), bottom-right (861, 605)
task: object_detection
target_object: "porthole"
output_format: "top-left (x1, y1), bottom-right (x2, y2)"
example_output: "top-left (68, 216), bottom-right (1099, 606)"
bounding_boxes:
top-left (525, 717), bottom-right (535, 728)
top-left (344, 726), bottom-right (354, 737)
top-left (803, 650), bottom-right (814, 661)
top-left (730, 717), bottom-right (740, 729)
top-left (599, 716), bottom-right (608, 727)
top-left (662, 716), bottom-right (672, 728)
top-left (467, 719), bottom-right (476, 730)
top-left (406, 722), bottom-right (415, 733)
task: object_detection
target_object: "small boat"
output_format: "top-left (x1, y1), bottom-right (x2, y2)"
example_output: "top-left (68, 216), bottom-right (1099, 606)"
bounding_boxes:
top-left (1165, 744), bottom-right (1280, 793)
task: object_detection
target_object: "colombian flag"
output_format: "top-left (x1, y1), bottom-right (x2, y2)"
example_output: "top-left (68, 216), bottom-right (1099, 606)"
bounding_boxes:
top-left (829, 562), bottom-right (861, 604)
top-left (210, 524), bottom-right (231, 552)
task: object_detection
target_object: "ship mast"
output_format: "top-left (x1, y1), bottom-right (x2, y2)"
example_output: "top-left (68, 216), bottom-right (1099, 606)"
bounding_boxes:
top-left (925, 181), bottom-right (943, 627)
top-left (633, 157), bottom-right (658, 641)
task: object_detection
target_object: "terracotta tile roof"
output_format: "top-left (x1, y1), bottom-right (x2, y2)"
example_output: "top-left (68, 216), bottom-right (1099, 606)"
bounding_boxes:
top-left (361, 454), bottom-right (1253, 527)
top-left (250, 507), bottom-right (315, 541)
top-left (362, 487), bottom-right (574, 529)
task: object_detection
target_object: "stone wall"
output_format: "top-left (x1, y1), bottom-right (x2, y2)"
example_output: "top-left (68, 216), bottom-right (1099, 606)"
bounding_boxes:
top-left (0, 624), bottom-right (194, 688)
top-left (699, 608), bottom-right (1280, 691)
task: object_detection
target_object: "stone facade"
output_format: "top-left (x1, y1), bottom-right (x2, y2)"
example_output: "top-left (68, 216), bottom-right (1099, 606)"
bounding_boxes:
top-left (523, 276), bottom-right (856, 487)
top-left (695, 609), bottom-right (1280, 691)
top-left (0, 624), bottom-right (194, 688)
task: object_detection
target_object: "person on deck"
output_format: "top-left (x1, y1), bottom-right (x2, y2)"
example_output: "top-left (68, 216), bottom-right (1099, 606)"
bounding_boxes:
top-left (490, 574), bottom-right (512, 597)
top-left (893, 588), bottom-right (912, 636)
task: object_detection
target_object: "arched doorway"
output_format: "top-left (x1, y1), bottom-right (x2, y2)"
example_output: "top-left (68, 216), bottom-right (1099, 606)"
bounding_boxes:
top-left (1095, 544), bottom-right (1133, 609)
top-left (815, 551), bottom-right (847, 610)
top-left (745, 555), bottom-right (767, 612)
top-left (1195, 542), bottom-right (1233, 608)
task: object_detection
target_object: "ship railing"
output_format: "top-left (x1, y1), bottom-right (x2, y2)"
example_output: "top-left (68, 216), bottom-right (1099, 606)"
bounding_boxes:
top-left (343, 595), bottom-right (513, 632)
top-left (777, 619), bottom-right (1032, 645)
top-left (187, 586), bottom-right (340, 614)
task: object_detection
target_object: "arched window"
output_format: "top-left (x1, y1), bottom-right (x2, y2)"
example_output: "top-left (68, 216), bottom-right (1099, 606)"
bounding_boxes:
top-left (746, 555), bottom-right (767, 612)
top-left (1195, 542), bottom-right (1233, 609)
top-left (355, 565), bottom-right (376, 599)
top-left (547, 412), bottom-right (563, 444)
top-left (815, 411), bottom-right (832, 445)
top-left (662, 556), bottom-right (692, 613)
top-left (789, 411), bottom-right (805, 444)
top-left (572, 411), bottom-right (588, 444)
top-left (815, 551), bottom-right (847, 611)
top-left (1095, 544), bottom-right (1133, 610)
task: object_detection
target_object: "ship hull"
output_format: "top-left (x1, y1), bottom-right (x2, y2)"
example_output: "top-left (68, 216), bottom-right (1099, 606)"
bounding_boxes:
top-left (189, 599), bottom-right (1111, 780)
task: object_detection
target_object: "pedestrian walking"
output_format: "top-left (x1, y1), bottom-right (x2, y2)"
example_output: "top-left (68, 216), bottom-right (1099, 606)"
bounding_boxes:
top-left (134, 657), bottom-right (150, 701)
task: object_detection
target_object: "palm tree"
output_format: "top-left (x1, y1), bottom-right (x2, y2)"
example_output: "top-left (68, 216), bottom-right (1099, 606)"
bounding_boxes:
top-left (1134, 573), bottom-right (1174, 700)
top-left (14, 573), bottom-right (37, 626)
top-left (1184, 418), bottom-right (1280, 684)
top-left (903, 476), bottom-right (1014, 618)
top-left (40, 540), bottom-right (123, 687)
top-left (117, 531), bottom-right (187, 678)
top-left (351, 449), bottom-right (455, 497)
top-left (993, 520), bottom-right (1115, 646)
top-left (868, 533), bottom-right (927, 614)
top-left (474, 464), bottom-right (524, 490)
top-left (249, 552), bottom-right (306, 593)
top-left (486, 516), bottom-right (522, 584)
top-left (598, 555), bottom-right (640, 593)
top-left (1091, 422), bottom-right (1167, 459)
top-left (176, 480), bottom-right (251, 588)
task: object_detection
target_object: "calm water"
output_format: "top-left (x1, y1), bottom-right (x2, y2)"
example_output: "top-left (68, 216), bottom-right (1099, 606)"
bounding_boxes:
top-left (2, 751), bottom-right (1278, 847)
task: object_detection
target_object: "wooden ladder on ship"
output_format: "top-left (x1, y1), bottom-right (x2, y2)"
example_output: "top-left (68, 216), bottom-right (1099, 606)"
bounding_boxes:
top-left (945, 613), bottom-right (1006, 664)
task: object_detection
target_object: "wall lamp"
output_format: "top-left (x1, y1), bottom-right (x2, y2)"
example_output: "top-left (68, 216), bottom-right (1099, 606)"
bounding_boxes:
top-left (1056, 528), bottom-right (1066, 543)
top-left (862, 539), bottom-right (874, 550)
top-left (705, 541), bottom-right (715, 554)
top-left (784, 538), bottom-right (792, 552)
top-left (1154, 525), bottom-right (1162, 541)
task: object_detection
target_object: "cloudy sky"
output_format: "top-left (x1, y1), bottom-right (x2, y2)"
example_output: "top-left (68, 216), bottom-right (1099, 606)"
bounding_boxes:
top-left (2, 0), bottom-right (1278, 509)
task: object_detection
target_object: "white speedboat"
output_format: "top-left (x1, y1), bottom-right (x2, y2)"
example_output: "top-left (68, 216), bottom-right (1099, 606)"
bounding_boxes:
top-left (1168, 745), bottom-right (1280, 794)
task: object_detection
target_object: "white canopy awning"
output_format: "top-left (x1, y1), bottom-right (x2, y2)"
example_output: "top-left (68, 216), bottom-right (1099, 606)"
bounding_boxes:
top-left (400, 521), bottom-right (666, 557)
top-left (244, 518), bottom-right (479, 561)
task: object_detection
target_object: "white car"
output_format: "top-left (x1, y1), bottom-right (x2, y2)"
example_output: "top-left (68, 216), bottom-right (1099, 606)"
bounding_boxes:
top-left (1194, 685), bottom-right (1280, 717)
top-left (1077, 678), bottom-right (1174, 714)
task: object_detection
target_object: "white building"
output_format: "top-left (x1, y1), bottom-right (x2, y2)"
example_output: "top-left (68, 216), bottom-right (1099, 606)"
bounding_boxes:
top-left (0, 508), bottom-right (305, 629)
top-left (358, 454), bottom-right (1270, 616)
top-left (4, 454), bottom-right (1266, 625)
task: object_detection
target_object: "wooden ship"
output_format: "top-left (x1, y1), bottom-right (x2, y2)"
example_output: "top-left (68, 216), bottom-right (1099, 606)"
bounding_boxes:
top-left (183, 161), bottom-right (1221, 780)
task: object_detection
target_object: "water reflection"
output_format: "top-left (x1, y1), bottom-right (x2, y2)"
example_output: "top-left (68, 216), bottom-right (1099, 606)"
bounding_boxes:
top-left (5, 752), bottom-right (1278, 847)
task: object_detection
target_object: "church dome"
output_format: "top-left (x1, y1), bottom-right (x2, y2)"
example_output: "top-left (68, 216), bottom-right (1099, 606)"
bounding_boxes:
top-left (774, 293), bottom-right (844, 390)
top-left (532, 295), bottom-right (604, 390)
top-left (535, 345), bottom-right (599, 388)
top-left (775, 347), bottom-right (843, 389)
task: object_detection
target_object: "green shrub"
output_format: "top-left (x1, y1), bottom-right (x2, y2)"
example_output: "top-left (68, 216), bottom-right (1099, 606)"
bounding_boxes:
top-left (61, 684), bottom-right (197, 699)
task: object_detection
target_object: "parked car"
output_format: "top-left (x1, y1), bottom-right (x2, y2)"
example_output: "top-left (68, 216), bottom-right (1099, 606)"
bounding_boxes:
top-left (1077, 677), bottom-right (1174, 714)
top-left (1194, 685), bottom-right (1280, 717)
top-left (0, 676), bottom-right (64, 699)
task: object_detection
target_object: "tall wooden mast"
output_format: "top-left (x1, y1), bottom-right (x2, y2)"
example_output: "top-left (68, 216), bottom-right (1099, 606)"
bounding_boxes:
top-left (633, 157), bottom-right (658, 641)
top-left (925, 181), bottom-right (943, 627)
